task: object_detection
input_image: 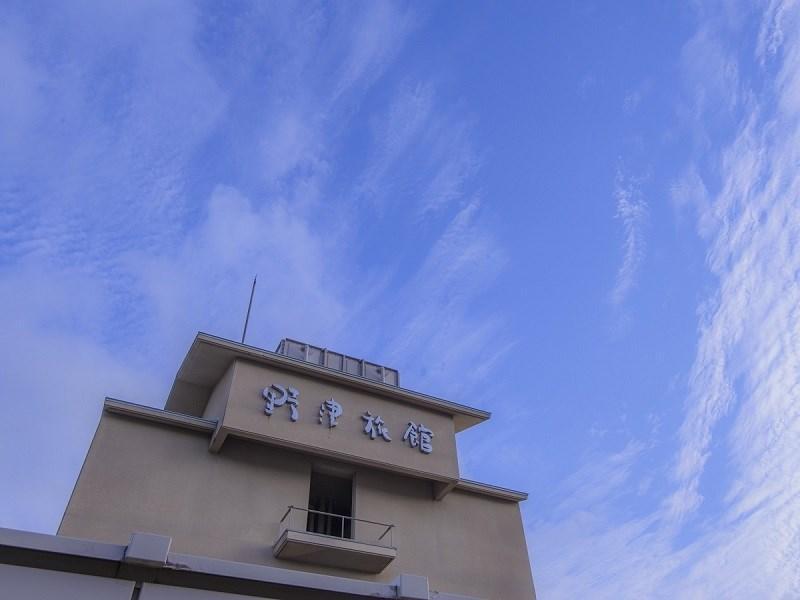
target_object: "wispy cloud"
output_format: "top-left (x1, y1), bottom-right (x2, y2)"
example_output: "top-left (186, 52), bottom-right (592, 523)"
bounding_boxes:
top-left (533, 2), bottom-right (800, 597)
top-left (357, 82), bottom-right (436, 204)
top-left (382, 197), bottom-right (507, 397)
top-left (329, 2), bottom-right (416, 103)
top-left (0, 1), bottom-right (507, 534)
top-left (357, 80), bottom-right (480, 219)
top-left (610, 168), bottom-right (648, 307)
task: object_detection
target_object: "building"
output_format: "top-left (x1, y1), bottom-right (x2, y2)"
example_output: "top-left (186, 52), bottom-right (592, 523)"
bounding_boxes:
top-left (1, 333), bottom-right (536, 599)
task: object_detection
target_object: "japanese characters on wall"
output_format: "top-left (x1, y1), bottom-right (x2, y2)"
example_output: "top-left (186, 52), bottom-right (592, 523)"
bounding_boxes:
top-left (261, 384), bottom-right (434, 455)
top-left (263, 384), bottom-right (299, 422)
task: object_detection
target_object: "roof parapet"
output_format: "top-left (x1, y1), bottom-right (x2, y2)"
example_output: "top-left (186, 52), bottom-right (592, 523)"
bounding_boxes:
top-left (276, 338), bottom-right (399, 386)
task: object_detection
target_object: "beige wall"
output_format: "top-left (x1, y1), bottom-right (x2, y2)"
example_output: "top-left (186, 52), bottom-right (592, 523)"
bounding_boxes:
top-left (356, 469), bottom-right (535, 600)
top-left (217, 360), bottom-right (459, 482)
top-left (203, 361), bottom-right (234, 422)
top-left (60, 413), bottom-right (311, 565)
top-left (60, 412), bottom-right (534, 599)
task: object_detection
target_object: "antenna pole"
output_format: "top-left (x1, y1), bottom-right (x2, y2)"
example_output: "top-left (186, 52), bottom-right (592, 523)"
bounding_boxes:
top-left (241, 275), bottom-right (257, 344)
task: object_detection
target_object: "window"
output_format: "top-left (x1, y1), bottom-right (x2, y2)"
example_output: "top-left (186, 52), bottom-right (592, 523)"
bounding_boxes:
top-left (306, 470), bottom-right (353, 539)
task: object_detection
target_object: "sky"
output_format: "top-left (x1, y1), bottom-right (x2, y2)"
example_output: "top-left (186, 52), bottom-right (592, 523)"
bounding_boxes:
top-left (1, 1), bottom-right (799, 597)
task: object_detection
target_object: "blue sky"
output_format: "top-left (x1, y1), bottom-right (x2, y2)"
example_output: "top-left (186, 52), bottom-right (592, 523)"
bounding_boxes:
top-left (1, 1), bottom-right (799, 597)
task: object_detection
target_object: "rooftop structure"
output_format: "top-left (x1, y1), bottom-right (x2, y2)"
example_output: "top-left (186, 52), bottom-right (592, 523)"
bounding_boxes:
top-left (275, 338), bottom-right (400, 386)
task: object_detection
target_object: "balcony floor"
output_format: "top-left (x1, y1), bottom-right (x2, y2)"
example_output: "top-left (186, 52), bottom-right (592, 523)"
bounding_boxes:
top-left (273, 529), bottom-right (396, 573)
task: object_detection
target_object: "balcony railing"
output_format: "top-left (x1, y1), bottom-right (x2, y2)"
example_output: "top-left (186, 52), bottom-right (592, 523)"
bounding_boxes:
top-left (274, 506), bottom-right (397, 572)
top-left (278, 505), bottom-right (395, 549)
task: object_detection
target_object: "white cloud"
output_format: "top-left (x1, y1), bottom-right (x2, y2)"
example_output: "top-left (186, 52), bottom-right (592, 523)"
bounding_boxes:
top-left (357, 82), bottom-right (436, 203)
top-left (623, 90), bottom-right (642, 114)
top-left (381, 198), bottom-right (507, 398)
top-left (261, 112), bottom-right (322, 182)
top-left (0, 263), bottom-right (162, 533)
top-left (532, 2), bottom-right (800, 597)
top-left (0, 0), bottom-right (227, 267)
top-left (417, 125), bottom-right (478, 218)
top-left (530, 442), bottom-right (677, 598)
top-left (329, 2), bottom-right (415, 103)
top-left (356, 81), bottom-right (479, 218)
top-left (610, 169), bottom-right (648, 307)
top-left (679, 21), bottom-right (741, 125)
top-left (0, 22), bottom-right (44, 161)
top-left (756, 0), bottom-right (790, 63)
top-left (128, 185), bottom-right (350, 361)
top-left (0, 2), bottom-right (509, 536)
top-left (671, 165), bottom-right (713, 234)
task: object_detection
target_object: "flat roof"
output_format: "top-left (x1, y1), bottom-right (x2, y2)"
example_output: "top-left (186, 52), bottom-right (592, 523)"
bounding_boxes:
top-left (165, 332), bottom-right (491, 432)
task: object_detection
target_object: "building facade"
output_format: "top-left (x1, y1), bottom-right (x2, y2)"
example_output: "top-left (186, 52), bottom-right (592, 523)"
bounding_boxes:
top-left (1, 333), bottom-right (536, 599)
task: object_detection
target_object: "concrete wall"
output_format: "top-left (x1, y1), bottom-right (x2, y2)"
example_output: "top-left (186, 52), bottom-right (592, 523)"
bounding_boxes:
top-left (59, 412), bottom-right (311, 566)
top-left (59, 411), bottom-right (534, 599)
top-left (203, 361), bottom-right (234, 422)
top-left (356, 470), bottom-right (535, 600)
top-left (218, 360), bottom-right (459, 482)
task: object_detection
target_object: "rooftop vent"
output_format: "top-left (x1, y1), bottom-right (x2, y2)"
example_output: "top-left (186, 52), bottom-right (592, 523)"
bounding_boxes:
top-left (275, 338), bottom-right (399, 387)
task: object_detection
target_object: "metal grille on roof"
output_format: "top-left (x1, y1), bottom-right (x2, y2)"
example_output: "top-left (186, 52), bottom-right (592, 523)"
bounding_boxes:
top-left (275, 339), bottom-right (399, 386)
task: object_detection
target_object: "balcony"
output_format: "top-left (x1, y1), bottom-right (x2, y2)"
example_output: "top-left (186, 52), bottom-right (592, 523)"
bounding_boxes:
top-left (273, 506), bottom-right (397, 573)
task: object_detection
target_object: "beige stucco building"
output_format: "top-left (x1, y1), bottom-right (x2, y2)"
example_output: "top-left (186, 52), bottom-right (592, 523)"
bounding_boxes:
top-left (1, 333), bottom-right (535, 600)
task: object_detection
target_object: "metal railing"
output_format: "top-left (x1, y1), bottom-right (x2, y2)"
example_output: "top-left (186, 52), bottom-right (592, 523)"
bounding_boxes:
top-left (278, 506), bottom-right (395, 549)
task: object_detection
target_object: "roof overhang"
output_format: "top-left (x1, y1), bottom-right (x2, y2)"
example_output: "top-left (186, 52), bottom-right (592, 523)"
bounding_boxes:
top-left (165, 333), bottom-right (490, 433)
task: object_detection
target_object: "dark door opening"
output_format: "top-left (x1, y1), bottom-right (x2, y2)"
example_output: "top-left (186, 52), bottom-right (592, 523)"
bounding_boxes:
top-left (307, 471), bottom-right (353, 538)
